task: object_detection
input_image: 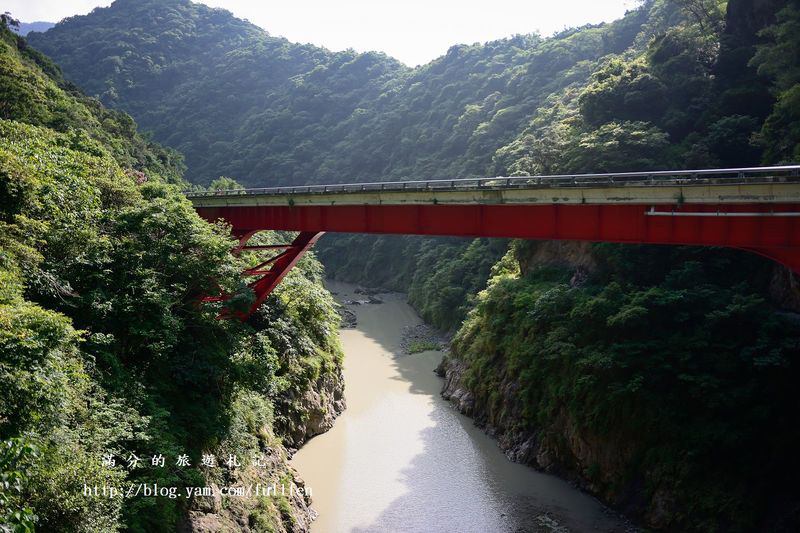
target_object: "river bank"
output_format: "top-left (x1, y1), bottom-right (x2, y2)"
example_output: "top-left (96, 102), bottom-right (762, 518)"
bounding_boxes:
top-left (291, 280), bottom-right (633, 532)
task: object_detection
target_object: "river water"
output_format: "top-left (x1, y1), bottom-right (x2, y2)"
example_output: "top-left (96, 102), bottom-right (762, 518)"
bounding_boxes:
top-left (290, 281), bottom-right (632, 533)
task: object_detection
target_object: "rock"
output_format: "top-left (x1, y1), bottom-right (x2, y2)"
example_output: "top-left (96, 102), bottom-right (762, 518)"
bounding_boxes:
top-left (344, 298), bottom-right (371, 305)
top-left (569, 268), bottom-right (589, 287)
top-left (183, 511), bottom-right (228, 532)
top-left (400, 324), bottom-right (449, 354)
top-left (769, 265), bottom-right (800, 312)
top-left (506, 435), bottom-right (539, 465)
top-left (354, 286), bottom-right (384, 296)
top-left (284, 364), bottom-right (346, 448)
top-left (193, 482), bottom-right (222, 513)
top-left (518, 241), bottom-right (597, 276)
top-left (535, 445), bottom-right (555, 470)
top-left (337, 307), bottom-right (357, 328)
top-left (644, 486), bottom-right (676, 530)
top-left (437, 349), bottom-right (644, 529)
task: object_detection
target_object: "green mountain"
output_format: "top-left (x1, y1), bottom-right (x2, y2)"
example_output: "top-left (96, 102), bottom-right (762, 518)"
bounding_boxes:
top-left (321, 0), bottom-right (800, 333)
top-left (0, 19), bottom-right (343, 532)
top-left (26, 0), bottom-right (800, 188)
top-left (27, 0), bottom-right (679, 187)
top-left (16, 0), bottom-right (800, 530)
top-left (11, 21), bottom-right (54, 36)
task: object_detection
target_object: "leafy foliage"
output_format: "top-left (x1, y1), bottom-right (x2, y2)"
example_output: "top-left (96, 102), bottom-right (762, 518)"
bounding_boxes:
top-left (27, 0), bottom-right (666, 187)
top-left (0, 439), bottom-right (37, 531)
top-left (452, 243), bottom-right (800, 530)
top-left (0, 24), bottom-right (341, 532)
top-left (13, 0), bottom-right (800, 530)
top-left (751, 0), bottom-right (800, 162)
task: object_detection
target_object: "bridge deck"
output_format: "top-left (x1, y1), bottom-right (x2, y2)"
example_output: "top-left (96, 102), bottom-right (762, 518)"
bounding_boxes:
top-left (188, 166), bottom-right (800, 319)
top-left (188, 166), bottom-right (800, 207)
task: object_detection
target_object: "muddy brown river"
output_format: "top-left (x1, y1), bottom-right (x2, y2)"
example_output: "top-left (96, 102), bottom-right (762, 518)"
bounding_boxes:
top-left (290, 281), bottom-right (632, 532)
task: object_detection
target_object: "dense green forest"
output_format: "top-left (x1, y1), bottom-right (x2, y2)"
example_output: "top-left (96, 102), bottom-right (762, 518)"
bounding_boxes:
top-left (27, 0), bottom-right (682, 187)
top-left (322, 0), bottom-right (800, 333)
top-left (12, 0), bottom-right (800, 530)
top-left (27, 0), bottom-right (800, 188)
top-left (445, 242), bottom-right (800, 531)
top-left (0, 18), bottom-right (343, 532)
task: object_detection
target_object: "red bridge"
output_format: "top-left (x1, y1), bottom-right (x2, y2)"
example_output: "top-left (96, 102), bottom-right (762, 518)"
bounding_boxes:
top-left (189, 166), bottom-right (800, 319)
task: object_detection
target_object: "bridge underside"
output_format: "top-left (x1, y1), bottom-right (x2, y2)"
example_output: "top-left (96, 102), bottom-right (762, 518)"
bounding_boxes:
top-left (196, 202), bottom-right (800, 266)
top-left (202, 230), bottom-right (324, 320)
top-left (193, 202), bottom-right (800, 319)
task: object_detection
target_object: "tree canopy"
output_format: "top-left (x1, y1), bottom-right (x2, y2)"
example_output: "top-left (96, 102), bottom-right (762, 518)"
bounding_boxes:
top-left (0, 22), bottom-right (342, 531)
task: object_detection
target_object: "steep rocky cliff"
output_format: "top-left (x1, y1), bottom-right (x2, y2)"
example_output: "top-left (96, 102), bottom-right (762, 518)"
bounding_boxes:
top-left (183, 442), bottom-right (317, 533)
top-left (281, 363), bottom-right (346, 451)
top-left (437, 239), bottom-right (800, 531)
top-left (183, 354), bottom-right (345, 532)
top-left (183, 294), bottom-right (346, 532)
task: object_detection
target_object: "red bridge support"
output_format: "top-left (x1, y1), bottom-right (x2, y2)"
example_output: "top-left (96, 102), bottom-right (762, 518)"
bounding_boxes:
top-left (191, 166), bottom-right (800, 317)
top-left (196, 202), bottom-right (800, 318)
top-left (204, 231), bottom-right (324, 320)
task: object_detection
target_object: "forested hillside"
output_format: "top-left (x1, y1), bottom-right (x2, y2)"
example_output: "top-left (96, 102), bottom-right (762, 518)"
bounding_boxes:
top-left (26, 0), bottom-right (800, 184)
top-left (438, 0), bottom-right (800, 529)
top-left (10, 22), bottom-right (54, 36)
top-left (0, 18), bottom-right (343, 532)
top-left (28, 0), bottom-right (683, 187)
top-left (18, 0), bottom-right (800, 530)
top-left (320, 0), bottom-right (800, 333)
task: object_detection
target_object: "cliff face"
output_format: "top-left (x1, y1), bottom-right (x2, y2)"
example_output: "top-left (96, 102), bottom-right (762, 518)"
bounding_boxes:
top-left (436, 241), bottom-right (650, 518)
top-left (769, 266), bottom-right (800, 311)
top-left (282, 362), bottom-right (347, 450)
top-left (183, 361), bottom-right (345, 532)
top-left (436, 237), bottom-right (800, 532)
top-left (437, 353), bottom-right (661, 525)
top-left (438, 358), bottom-right (682, 529)
top-left (183, 445), bottom-right (317, 533)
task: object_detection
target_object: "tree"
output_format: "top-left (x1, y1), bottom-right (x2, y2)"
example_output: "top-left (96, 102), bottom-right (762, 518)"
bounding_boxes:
top-left (751, 1), bottom-right (800, 163)
top-left (208, 176), bottom-right (243, 191)
top-left (0, 13), bottom-right (19, 31)
top-left (562, 121), bottom-right (670, 173)
top-left (579, 58), bottom-right (669, 127)
top-left (0, 439), bottom-right (37, 531)
top-left (670, 0), bottom-right (726, 34)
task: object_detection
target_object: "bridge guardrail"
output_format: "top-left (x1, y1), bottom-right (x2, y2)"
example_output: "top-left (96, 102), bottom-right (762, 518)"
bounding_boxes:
top-left (184, 165), bottom-right (800, 198)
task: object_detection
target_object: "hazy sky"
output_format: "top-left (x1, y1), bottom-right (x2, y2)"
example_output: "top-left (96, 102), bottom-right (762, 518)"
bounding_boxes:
top-left (7, 0), bottom-right (640, 66)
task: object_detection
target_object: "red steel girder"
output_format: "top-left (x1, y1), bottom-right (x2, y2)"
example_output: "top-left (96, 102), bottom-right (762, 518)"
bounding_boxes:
top-left (196, 203), bottom-right (800, 274)
top-left (244, 231), bottom-right (323, 319)
top-left (206, 231), bottom-right (324, 320)
top-left (197, 203), bottom-right (800, 318)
